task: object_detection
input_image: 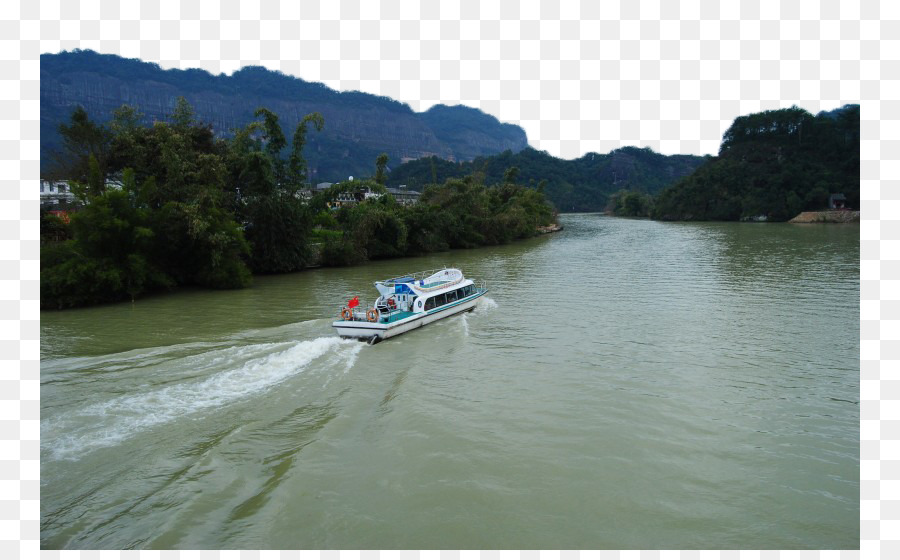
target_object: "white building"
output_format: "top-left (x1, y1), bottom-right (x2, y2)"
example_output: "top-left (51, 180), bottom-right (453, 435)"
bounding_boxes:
top-left (387, 186), bottom-right (421, 206)
top-left (40, 180), bottom-right (76, 205)
top-left (40, 178), bottom-right (127, 206)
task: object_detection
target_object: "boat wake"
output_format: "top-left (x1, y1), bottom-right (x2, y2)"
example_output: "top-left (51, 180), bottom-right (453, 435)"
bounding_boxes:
top-left (42, 336), bottom-right (361, 462)
top-left (41, 319), bottom-right (328, 378)
top-left (342, 342), bottom-right (364, 373)
top-left (473, 296), bottom-right (499, 315)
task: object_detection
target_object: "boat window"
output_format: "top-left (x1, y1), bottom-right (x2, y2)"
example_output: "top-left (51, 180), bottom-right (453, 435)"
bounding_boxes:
top-left (424, 297), bottom-right (434, 311)
top-left (457, 288), bottom-right (465, 299)
top-left (434, 293), bottom-right (446, 307)
top-left (446, 290), bottom-right (458, 303)
top-left (463, 285), bottom-right (472, 296)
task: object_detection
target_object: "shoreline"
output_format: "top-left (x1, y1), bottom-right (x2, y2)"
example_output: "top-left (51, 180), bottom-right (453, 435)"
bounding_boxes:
top-left (788, 210), bottom-right (860, 224)
top-left (536, 223), bottom-right (563, 234)
top-left (41, 225), bottom-right (562, 312)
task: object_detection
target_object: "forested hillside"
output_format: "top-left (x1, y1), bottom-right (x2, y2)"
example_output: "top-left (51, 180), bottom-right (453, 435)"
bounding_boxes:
top-left (388, 146), bottom-right (707, 212)
top-left (41, 50), bottom-right (528, 180)
top-left (652, 105), bottom-right (860, 221)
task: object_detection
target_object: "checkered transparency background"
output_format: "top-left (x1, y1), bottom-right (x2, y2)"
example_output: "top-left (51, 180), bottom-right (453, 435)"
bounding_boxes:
top-left (2, 0), bottom-right (894, 556)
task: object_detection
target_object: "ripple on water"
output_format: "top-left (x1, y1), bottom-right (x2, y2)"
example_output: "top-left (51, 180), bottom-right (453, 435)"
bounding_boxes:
top-left (41, 337), bottom-right (362, 462)
top-left (40, 215), bottom-right (859, 549)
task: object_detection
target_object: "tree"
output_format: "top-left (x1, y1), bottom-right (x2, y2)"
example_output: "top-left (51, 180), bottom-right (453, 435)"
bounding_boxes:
top-left (225, 108), bottom-right (320, 274)
top-left (52, 106), bottom-right (112, 185)
top-left (253, 107), bottom-right (288, 184)
top-left (170, 96), bottom-right (196, 130)
top-left (42, 103), bottom-right (254, 308)
top-left (243, 191), bottom-right (314, 273)
top-left (503, 166), bottom-right (519, 184)
top-left (41, 185), bottom-right (176, 308)
top-left (375, 153), bottom-right (389, 185)
top-left (288, 112), bottom-right (325, 188)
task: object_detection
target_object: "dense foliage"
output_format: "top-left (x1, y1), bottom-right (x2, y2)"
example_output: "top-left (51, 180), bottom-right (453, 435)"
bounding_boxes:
top-left (387, 146), bottom-right (706, 212)
top-left (309, 176), bottom-right (556, 267)
top-left (652, 105), bottom-right (860, 221)
top-left (42, 103), bottom-right (556, 309)
top-left (41, 101), bottom-right (314, 308)
top-left (606, 190), bottom-right (654, 218)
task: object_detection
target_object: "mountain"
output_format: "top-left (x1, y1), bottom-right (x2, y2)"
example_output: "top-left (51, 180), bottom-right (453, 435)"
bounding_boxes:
top-left (652, 105), bottom-right (860, 221)
top-left (418, 104), bottom-right (528, 162)
top-left (387, 146), bottom-right (708, 212)
top-left (40, 50), bottom-right (528, 180)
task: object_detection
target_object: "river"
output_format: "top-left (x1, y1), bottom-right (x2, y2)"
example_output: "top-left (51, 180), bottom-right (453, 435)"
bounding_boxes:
top-left (40, 214), bottom-right (860, 549)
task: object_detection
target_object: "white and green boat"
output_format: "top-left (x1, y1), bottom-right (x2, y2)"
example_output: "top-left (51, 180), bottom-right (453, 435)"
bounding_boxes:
top-left (332, 268), bottom-right (488, 344)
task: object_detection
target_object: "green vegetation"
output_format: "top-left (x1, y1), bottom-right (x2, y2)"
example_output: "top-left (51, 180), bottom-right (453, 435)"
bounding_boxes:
top-left (388, 146), bottom-right (707, 212)
top-left (42, 102), bottom-right (556, 309)
top-left (42, 100), bottom-right (322, 308)
top-left (652, 105), bottom-right (860, 221)
top-left (607, 190), bottom-right (654, 218)
top-left (374, 153), bottom-right (389, 185)
top-left (308, 175), bottom-right (556, 267)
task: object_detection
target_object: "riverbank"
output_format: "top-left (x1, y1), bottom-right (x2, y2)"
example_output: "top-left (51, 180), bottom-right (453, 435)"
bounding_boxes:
top-left (789, 210), bottom-right (860, 223)
top-left (537, 223), bottom-right (563, 234)
top-left (42, 223), bottom-right (560, 310)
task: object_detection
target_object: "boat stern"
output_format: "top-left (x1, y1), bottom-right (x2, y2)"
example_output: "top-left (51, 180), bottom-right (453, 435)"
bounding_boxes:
top-left (332, 320), bottom-right (388, 340)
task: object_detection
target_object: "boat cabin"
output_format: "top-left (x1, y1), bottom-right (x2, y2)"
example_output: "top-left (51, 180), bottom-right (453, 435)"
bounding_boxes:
top-left (340, 268), bottom-right (481, 324)
top-left (333, 267), bottom-right (487, 342)
top-left (420, 284), bottom-right (478, 311)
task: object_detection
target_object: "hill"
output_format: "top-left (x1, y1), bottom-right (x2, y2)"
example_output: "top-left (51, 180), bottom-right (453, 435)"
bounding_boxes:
top-left (652, 105), bottom-right (860, 221)
top-left (40, 50), bottom-right (528, 180)
top-left (388, 146), bottom-right (708, 212)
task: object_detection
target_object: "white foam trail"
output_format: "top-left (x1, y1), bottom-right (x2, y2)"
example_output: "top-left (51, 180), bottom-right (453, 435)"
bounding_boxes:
top-left (461, 313), bottom-right (470, 337)
top-left (43, 319), bottom-right (327, 377)
top-left (343, 343), bottom-right (364, 373)
top-left (41, 341), bottom-right (227, 376)
top-left (473, 296), bottom-right (498, 315)
top-left (42, 337), bottom-right (355, 461)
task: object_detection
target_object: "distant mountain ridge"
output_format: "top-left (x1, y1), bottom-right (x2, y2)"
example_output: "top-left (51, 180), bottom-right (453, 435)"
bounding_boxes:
top-left (388, 146), bottom-right (708, 212)
top-left (40, 50), bottom-right (528, 180)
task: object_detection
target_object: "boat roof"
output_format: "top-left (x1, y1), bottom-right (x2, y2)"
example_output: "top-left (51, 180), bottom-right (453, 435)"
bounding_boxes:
top-left (376, 267), bottom-right (458, 284)
top-left (375, 268), bottom-right (469, 296)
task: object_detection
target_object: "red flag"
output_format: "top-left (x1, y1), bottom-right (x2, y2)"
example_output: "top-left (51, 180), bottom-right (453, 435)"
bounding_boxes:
top-left (347, 296), bottom-right (359, 309)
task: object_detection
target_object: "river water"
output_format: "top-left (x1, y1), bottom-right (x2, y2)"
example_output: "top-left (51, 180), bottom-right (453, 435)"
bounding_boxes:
top-left (40, 214), bottom-right (859, 550)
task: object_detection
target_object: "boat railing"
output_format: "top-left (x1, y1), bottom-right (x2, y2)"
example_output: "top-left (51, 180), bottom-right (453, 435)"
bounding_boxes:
top-left (337, 301), bottom-right (375, 322)
top-left (339, 301), bottom-right (411, 323)
top-left (377, 267), bottom-right (454, 285)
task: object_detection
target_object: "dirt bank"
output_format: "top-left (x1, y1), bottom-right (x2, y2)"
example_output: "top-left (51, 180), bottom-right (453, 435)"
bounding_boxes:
top-left (537, 223), bottom-right (563, 234)
top-left (788, 210), bottom-right (860, 223)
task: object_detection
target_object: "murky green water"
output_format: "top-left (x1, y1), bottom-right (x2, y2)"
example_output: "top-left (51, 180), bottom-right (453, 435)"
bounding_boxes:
top-left (41, 215), bottom-right (859, 549)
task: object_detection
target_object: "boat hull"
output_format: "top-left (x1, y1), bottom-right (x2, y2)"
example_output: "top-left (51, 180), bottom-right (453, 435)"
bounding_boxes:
top-left (333, 291), bottom-right (484, 341)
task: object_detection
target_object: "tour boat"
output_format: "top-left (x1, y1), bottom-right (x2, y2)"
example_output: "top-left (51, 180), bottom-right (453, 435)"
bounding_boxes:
top-left (332, 267), bottom-right (488, 344)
